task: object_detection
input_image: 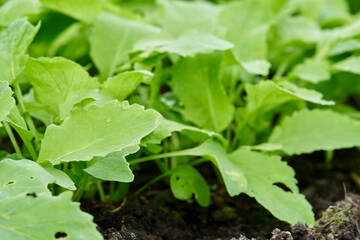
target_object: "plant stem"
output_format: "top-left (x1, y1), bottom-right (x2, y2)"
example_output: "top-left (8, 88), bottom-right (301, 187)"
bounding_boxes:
top-left (129, 148), bottom-right (196, 165)
top-left (22, 137), bottom-right (38, 161)
top-left (96, 182), bottom-right (106, 202)
top-left (129, 172), bottom-right (171, 198)
top-left (13, 81), bottom-right (39, 142)
top-left (3, 121), bottom-right (21, 155)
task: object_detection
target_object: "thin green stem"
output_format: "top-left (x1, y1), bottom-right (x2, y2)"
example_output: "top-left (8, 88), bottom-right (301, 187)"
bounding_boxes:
top-left (13, 81), bottom-right (39, 142)
top-left (22, 138), bottom-right (38, 161)
top-left (96, 182), bottom-right (106, 202)
top-left (129, 149), bottom-right (195, 165)
top-left (3, 121), bottom-right (21, 155)
top-left (129, 172), bottom-right (171, 199)
top-left (73, 175), bottom-right (89, 202)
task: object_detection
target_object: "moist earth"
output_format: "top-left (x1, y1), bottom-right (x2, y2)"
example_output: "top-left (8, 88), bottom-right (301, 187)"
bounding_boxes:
top-left (82, 148), bottom-right (360, 240)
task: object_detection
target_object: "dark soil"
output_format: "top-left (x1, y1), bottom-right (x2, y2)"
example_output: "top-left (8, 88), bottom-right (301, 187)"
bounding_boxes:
top-left (82, 148), bottom-right (360, 240)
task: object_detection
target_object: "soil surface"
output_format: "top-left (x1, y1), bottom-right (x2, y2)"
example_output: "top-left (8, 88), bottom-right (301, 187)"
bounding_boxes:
top-left (82, 148), bottom-right (360, 240)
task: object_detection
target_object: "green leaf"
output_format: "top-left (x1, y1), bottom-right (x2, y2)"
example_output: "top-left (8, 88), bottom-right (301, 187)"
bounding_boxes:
top-left (292, 58), bottom-right (330, 83)
top-left (329, 39), bottom-right (360, 56)
top-left (218, 0), bottom-right (273, 75)
top-left (269, 109), bottom-right (360, 155)
top-left (0, 81), bottom-right (15, 124)
top-left (229, 149), bottom-right (315, 225)
top-left (275, 81), bottom-right (334, 105)
top-left (102, 70), bottom-right (153, 101)
top-left (84, 145), bottom-right (139, 182)
top-left (174, 140), bottom-right (247, 196)
top-left (274, 16), bottom-right (321, 46)
top-left (0, 18), bottom-right (39, 84)
top-left (135, 30), bottom-right (234, 58)
top-left (172, 53), bottom-right (234, 132)
top-left (0, 191), bottom-right (102, 240)
top-left (0, 159), bottom-right (54, 200)
top-left (23, 57), bottom-right (100, 115)
top-left (89, 12), bottom-right (162, 79)
top-left (40, 0), bottom-right (103, 23)
top-left (40, 161), bottom-right (76, 190)
top-left (6, 105), bottom-right (34, 142)
top-left (160, 0), bottom-right (220, 37)
top-left (170, 165), bottom-right (210, 207)
top-left (0, 0), bottom-right (41, 27)
top-left (38, 100), bottom-right (161, 165)
top-left (332, 56), bottom-right (360, 74)
top-left (142, 118), bottom-right (226, 146)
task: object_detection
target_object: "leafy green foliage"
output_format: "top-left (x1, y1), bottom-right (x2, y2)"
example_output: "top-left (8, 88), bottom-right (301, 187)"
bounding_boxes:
top-left (0, 191), bottom-right (102, 240)
top-left (0, 18), bottom-right (39, 83)
top-left (0, 81), bottom-right (15, 123)
top-left (172, 53), bottom-right (234, 132)
top-left (170, 165), bottom-right (210, 207)
top-left (229, 150), bottom-right (315, 225)
top-left (3, 0), bottom-right (360, 235)
top-left (269, 109), bottom-right (360, 154)
top-left (38, 101), bottom-right (161, 165)
top-left (23, 57), bottom-right (99, 115)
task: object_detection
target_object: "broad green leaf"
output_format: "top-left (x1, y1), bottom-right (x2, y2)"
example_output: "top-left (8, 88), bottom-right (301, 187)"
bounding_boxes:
top-left (170, 165), bottom-right (210, 207)
top-left (160, 0), bottom-right (220, 37)
top-left (84, 145), bottom-right (139, 182)
top-left (172, 53), bottom-right (234, 132)
top-left (245, 81), bottom-right (332, 117)
top-left (142, 118), bottom-right (226, 146)
top-left (275, 81), bottom-right (334, 105)
top-left (0, 191), bottom-right (102, 240)
top-left (40, 0), bottom-right (103, 23)
top-left (90, 12), bottom-right (162, 79)
top-left (23, 57), bottom-right (100, 115)
top-left (218, 0), bottom-right (273, 75)
top-left (58, 89), bottom-right (114, 119)
top-left (0, 0), bottom-right (41, 26)
top-left (38, 100), bottom-right (161, 165)
top-left (41, 161), bottom-right (76, 190)
top-left (332, 56), bottom-right (360, 74)
top-left (169, 139), bottom-right (247, 196)
top-left (0, 159), bottom-right (54, 200)
top-left (274, 16), bottom-right (321, 46)
top-left (269, 109), bottom-right (360, 155)
top-left (229, 149), bottom-right (314, 225)
top-left (292, 58), bottom-right (330, 83)
top-left (329, 39), bottom-right (360, 56)
top-left (0, 18), bottom-right (39, 84)
top-left (6, 106), bottom-right (34, 142)
top-left (102, 70), bottom-right (153, 101)
top-left (0, 81), bottom-right (15, 124)
top-left (135, 30), bottom-right (234, 58)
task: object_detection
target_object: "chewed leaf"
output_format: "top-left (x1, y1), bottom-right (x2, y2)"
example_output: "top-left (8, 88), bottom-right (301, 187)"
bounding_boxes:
top-left (0, 159), bottom-right (55, 201)
top-left (38, 100), bottom-right (161, 165)
top-left (0, 81), bottom-right (15, 124)
top-left (0, 191), bottom-right (102, 240)
top-left (229, 149), bottom-right (314, 225)
top-left (0, 18), bottom-right (39, 84)
top-left (84, 145), bottom-right (139, 182)
top-left (170, 165), bottom-right (210, 207)
top-left (269, 109), bottom-right (360, 155)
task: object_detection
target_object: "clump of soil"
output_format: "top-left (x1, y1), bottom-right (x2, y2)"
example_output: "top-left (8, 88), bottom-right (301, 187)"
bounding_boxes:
top-left (292, 193), bottom-right (360, 240)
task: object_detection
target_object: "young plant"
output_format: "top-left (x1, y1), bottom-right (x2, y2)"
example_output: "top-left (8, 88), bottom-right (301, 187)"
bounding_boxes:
top-left (1, 0), bottom-right (360, 239)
